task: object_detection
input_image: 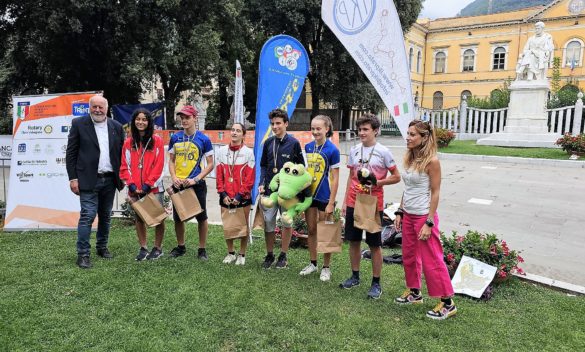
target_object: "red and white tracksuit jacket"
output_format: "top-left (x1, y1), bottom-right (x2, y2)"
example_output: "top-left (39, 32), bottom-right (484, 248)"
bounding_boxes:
top-left (119, 135), bottom-right (165, 193)
top-left (215, 143), bottom-right (255, 202)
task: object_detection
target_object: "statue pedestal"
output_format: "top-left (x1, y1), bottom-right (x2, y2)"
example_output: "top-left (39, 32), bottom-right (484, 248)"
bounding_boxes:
top-left (477, 80), bottom-right (560, 148)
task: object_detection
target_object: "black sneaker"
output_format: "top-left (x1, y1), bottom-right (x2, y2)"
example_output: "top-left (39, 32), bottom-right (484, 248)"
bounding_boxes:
top-left (275, 253), bottom-right (288, 269)
top-left (146, 247), bottom-right (163, 260)
top-left (339, 276), bottom-right (360, 289)
top-left (96, 247), bottom-right (113, 259)
top-left (135, 247), bottom-right (149, 261)
top-left (197, 249), bottom-right (209, 261)
top-left (76, 255), bottom-right (92, 269)
top-left (169, 246), bottom-right (186, 258)
top-left (261, 254), bottom-right (275, 269)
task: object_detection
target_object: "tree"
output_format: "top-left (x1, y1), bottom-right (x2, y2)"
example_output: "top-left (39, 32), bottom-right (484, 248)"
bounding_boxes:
top-left (248, 0), bottom-right (423, 127)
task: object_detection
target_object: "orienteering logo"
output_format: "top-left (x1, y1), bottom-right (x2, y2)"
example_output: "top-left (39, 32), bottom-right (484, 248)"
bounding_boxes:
top-left (274, 44), bottom-right (302, 71)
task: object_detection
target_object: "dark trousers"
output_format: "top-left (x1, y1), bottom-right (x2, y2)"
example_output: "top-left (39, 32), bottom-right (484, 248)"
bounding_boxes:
top-left (76, 176), bottom-right (116, 256)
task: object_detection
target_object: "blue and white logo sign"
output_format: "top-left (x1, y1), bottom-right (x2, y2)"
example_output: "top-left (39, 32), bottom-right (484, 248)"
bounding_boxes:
top-left (72, 103), bottom-right (89, 116)
top-left (333, 0), bottom-right (376, 35)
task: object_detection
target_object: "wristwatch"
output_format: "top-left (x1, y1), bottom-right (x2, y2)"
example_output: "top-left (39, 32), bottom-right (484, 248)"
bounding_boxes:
top-left (425, 218), bottom-right (434, 227)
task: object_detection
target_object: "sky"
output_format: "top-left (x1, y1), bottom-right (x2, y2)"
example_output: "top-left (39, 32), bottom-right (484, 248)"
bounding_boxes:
top-left (419, 0), bottom-right (476, 19)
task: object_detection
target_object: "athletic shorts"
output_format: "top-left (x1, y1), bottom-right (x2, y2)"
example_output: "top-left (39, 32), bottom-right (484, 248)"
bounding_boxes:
top-left (344, 206), bottom-right (383, 247)
top-left (172, 182), bottom-right (208, 223)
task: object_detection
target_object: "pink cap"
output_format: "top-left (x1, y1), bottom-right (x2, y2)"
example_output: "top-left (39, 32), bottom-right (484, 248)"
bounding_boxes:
top-left (176, 105), bottom-right (198, 117)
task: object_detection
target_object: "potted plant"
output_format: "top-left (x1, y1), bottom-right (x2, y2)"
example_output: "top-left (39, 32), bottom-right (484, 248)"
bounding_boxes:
top-left (434, 127), bottom-right (456, 148)
top-left (441, 230), bottom-right (525, 283)
top-left (555, 133), bottom-right (585, 156)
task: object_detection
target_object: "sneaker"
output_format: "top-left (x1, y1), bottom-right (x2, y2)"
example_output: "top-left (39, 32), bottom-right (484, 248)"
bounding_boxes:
top-left (198, 249), bottom-right (209, 261)
top-left (395, 289), bottom-right (424, 304)
top-left (275, 253), bottom-right (288, 269)
top-left (339, 276), bottom-right (360, 289)
top-left (169, 246), bottom-right (186, 258)
top-left (146, 247), bottom-right (163, 260)
top-left (426, 301), bottom-right (457, 320)
top-left (223, 254), bottom-right (237, 264)
top-left (299, 263), bottom-right (318, 276)
top-left (367, 283), bottom-right (383, 299)
top-left (235, 255), bottom-right (246, 266)
top-left (261, 254), bottom-right (275, 269)
top-left (320, 267), bottom-right (332, 282)
top-left (96, 247), bottom-right (113, 259)
top-left (135, 247), bottom-right (149, 261)
top-left (76, 255), bottom-right (92, 269)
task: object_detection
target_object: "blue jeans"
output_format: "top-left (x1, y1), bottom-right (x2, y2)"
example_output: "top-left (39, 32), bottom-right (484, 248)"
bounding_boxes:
top-left (77, 176), bottom-right (116, 256)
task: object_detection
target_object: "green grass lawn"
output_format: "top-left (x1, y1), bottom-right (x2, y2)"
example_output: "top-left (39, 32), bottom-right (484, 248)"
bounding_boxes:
top-left (1, 220), bottom-right (584, 351)
top-left (440, 140), bottom-right (572, 160)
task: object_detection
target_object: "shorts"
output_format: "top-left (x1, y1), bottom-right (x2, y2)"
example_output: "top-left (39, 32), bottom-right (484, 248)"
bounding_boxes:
top-left (344, 207), bottom-right (383, 247)
top-left (310, 199), bottom-right (328, 212)
top-left (260, 203), bottom-right (292, 233)
top-left (172, 182), bottom-right (208, 223)
top-left (132, 192), bottom-right (164, 221)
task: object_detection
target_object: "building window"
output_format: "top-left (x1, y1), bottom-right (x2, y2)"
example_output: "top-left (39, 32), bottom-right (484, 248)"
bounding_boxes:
top-left (493, 47), bottom-right (506, 70)
top-left (462, 49), bottom-right (475, 72)
top-left (461, 90), bottom-right (472, 100)
top-left (409, 47), bottom-right (414, 70)
top-left (433, 91), bottom-right (444, 109)
top-left (565, 40), bottom-right (583, 67)
top-left (417, 50), bottom-right (422, 73)
top-left (435, 52), bottom-right (446, 73)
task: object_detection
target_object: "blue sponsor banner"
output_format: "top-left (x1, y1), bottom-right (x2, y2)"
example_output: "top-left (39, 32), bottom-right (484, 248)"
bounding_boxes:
top-left (251, 35), bottom-right (310, 203)
top-left (111, 102), bottom-right (165, 130)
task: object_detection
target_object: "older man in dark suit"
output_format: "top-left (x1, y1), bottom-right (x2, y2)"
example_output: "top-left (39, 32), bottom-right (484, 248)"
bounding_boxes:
top-left (66, 95), bottom-right (124, 269)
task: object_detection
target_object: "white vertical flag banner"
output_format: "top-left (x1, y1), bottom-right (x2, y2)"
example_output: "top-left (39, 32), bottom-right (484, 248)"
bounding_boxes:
top-left (234, 60), bottom-right (244, 124)
top-left (322, 0), bottom-right (414, 138)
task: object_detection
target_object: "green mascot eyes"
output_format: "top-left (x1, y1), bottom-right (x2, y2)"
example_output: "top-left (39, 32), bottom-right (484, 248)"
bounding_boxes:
top-left (261, 162), bottom-right (313, 226)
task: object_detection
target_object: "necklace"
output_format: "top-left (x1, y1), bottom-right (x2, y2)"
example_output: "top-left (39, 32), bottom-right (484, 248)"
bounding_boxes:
top-left (359, 144), bottom-right (376, 168)
top-left (135, 137), bottom-right (152, 169)
top-left (309, 141), bottom-right (326, 182)
top-left (182, 132), bottom-right (196, 168)
top-left (227, 144), bottom-right (242, 183)
top-left (272, 136), bottom-right (283, 174)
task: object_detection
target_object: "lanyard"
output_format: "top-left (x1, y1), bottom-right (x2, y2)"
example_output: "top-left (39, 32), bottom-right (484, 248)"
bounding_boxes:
top-left (182, 133), bottom-right (196, 166)
top-left (227, 144), bottom-right (242, 183)
top-left (359, 144), bottom-right (376, 169)
top-left (272, 136), bottom-right (283, 173)
top-left (134, 137), bottom-right (152, 169)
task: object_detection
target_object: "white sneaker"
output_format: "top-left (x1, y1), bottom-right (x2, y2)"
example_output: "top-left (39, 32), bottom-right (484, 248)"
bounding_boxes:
top-left (223, 254), bottom-right (237, 264)
top-left (235, 255), bottom-right (246, 266)
top-left (320, 267), bottom-right (332, 282)
top-left (299, 263), bottom-right (318, 276)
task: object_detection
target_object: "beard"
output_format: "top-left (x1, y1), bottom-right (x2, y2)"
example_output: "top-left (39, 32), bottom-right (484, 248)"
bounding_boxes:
top-left (90, 112), bottom-right (106, 122)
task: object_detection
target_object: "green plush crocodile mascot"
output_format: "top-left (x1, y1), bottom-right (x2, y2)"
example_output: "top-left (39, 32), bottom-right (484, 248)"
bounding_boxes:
top-left (261, 162), bottom-right (313, 225)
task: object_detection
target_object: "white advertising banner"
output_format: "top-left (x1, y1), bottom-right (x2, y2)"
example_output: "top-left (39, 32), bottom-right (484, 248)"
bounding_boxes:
top-left (4, 92), bottom-right (97, 231)
top-left (322, 0), bottom-right (414, 138)
top-left (234, 60), bottom-right (244, 124)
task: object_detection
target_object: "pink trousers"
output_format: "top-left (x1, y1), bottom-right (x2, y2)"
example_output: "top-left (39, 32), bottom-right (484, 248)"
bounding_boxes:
top-left (401, 212), bottom-right (454, 298)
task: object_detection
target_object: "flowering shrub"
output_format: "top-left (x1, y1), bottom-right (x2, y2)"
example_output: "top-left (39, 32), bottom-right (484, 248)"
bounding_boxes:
top-left (441, 230), bottom-right (525, 281)
top-left (434, 127), bottom-right (456, 148)
top-left (555, 133), bottom-right (585, 154)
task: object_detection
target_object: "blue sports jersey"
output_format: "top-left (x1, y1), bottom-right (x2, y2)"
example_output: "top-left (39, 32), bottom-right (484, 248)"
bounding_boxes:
top-left (168, 130), bottom-right (213, 179)
top-left (305, 139), bottom-right (340, 203)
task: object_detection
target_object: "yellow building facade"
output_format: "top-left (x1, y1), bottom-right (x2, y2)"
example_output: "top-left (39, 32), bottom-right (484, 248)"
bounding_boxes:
top-left (406, 0), bottom-right (585, 109)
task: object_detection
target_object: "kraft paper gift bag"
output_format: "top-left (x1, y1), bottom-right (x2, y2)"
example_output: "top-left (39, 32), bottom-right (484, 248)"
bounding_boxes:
top-left (354, 193), bottom-right (381, 233)
top-left (316, 216), bottom-right (342, 253)
top-left (167, 186), bottom-right (202, 222)
top-left (129, 193), bottom-right (168, 227)
top-left (252, 204), bottom-right (265, 230)
top-left (221, 206), bottom-right (249, 239)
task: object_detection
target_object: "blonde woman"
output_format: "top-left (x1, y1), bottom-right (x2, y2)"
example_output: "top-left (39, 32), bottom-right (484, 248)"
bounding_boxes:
top-left (394, 120), bottom-right (457, 320)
